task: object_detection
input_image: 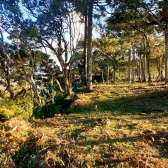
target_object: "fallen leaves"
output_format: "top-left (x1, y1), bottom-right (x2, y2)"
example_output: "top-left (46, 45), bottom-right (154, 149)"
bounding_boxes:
top-left (36, 134), bottom-right (48, 146)
top-left (1, 83), bottom-right (168, 167)
top-left (101, 118), bottom-right (111, 126)
top-left (54, 113), bottom-right (61, 118)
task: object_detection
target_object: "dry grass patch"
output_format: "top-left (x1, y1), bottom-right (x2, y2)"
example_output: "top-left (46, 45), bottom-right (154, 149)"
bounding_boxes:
top-left (1, 82), bottom-right (168, 167)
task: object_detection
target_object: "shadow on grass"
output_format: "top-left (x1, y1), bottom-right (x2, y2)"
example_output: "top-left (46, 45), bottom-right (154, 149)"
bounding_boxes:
top-left (72, 90), bottom-right (168, 115)
top-left (12, 143), bottom-right (43, 168)
top-left (70, 89), bottom-right (168, 161)
top-left (12, 88), bottom-right (167, 167)
top-left (33, 99), bottom-right (73, 119)
top-left (76, 135), bottom-right (142, 147)
top-left (12, 139), bottom-right (42, 168)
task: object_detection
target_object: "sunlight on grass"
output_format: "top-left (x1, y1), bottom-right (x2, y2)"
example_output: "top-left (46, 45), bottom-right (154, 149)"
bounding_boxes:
top-left (1, 82), bottom-right (168, 167)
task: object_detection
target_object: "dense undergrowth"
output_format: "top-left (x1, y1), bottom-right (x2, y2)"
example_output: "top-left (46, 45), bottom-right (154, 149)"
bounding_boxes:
top-left (0, 82), bottom-right (168, 167)
top-left (0, 89), bottom-right (33, 121)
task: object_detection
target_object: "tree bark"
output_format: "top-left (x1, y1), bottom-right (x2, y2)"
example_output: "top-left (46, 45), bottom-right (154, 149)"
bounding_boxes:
top-left (63, 66), bottom-right (73, 96)
top-left (143, 39), bottom-right (147, 83)
top-left (161, 56), bottom-right (164, 81)
top-left (165, 24), bottom-right (168, 84)
top-left (26, 76), bottom-right (42, 107)
top-left (4, 78), bottom-right (14, 100)
top-left (87, 0), bottom-right (93, 91)
top-left (132, 45), bottom-right (135, 83)
top-left (143, 34), bottom-right (151, 85)
top-left (128, 49), bottom-right (131, 83)
top-left (107, 57), bottom-right (109, 83)
top-left (102, 70), bottom-right (104, 83)
top-left (139, 54), bottom-right (142, 82)
top-left (84, 4), bottom-right (88, 86)
top-left (114, 70), bottom-right (116, 83)
top-left (146, 52), bottom-right (151, 84)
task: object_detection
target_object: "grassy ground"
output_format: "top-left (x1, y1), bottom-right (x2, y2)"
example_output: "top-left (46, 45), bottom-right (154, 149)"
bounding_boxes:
top-left (1, 82), bottom-right (168, 167)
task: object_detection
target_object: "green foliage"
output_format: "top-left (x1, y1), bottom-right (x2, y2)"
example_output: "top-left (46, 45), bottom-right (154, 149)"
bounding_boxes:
top-left (21, 34), bottom-right (27, 41)
top-left (30, 27), bottom-right (38, 37)
top-left (0, 91), bottom-right (33, 121)
top-left (33, 103), bottom-right (63, 119)
top-left (12, 146), bottom-right (42, 168)
top-left (33, 87), bottom-right (73, 119)
top-left (1, 83), bottom-right (168, 167)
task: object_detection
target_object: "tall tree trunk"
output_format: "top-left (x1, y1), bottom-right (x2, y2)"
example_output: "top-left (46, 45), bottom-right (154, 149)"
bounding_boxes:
top-left (69, 65), bottom-right (72, 87)
top-left (27, 76), bottom-right (42, 107)
top-left (102, 70), bottom-right (104, 83)
top-left (128, 49), bottom-right (131, 83)
top-left (143, 54), bottom-right (147, 82)
top-left (152, 66), bottom-right (154, 82)
top-left (132, 45), bottom-right (135, 83)
top-left (63, 66), bottom-right (68, 94)
top-left (84, 4), bottom-right (88, 86)
top-left (146, 53), bottom-right (151, 84)
top-left (63, 66), bottom-right (73, 96)
top-left (87, 0), bottom-right (93, 91)
top-left (159, 57), bottom-right (162, 81)
top-left (144, 34), bottom-right (151, 85)
top-left (107, 57), bottom-right (109, 83)
top-left (161, 56), bottom-right (164, 81)
top-left (165, 23), bottom-right (168, 84)
top-left (139, 54), bottom-right (142, 83)
top-left (114, 70), bottom-right (116, 83)
top-left (143, 39), bottom-right (147, 83)
top-left (1, 59), bottom-right (14, 99)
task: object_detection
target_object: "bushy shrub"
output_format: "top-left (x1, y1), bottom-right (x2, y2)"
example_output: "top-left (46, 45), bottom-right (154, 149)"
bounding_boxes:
top-left (33, 89), bottom-right (73, 119)
top-left (0, 90), bottom-right (34, 121)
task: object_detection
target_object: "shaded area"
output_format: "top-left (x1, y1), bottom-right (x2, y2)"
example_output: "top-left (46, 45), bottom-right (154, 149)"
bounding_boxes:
top-left (33, 97), bottom-right (73, 119)
top-left (6, 112), bottom-right (168, 168)
top-left (2, 83), bottom-right (168, 167)
top-left (12, 145), bottom-right (42, 168)
top-left (72, 88), bottom-right (168, 115)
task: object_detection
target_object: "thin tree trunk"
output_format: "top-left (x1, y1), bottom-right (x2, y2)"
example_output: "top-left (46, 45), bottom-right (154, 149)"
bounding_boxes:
top-left (4, 77), bottom-right (14, 99)
top-left (51, 76), bottom-right (54, 103)
top-left (63, 66), bottom-right (73, 96)
top-left (128, 49), bottom-right (131, 83)
top-left (107, 57), bottom-right (109, 83)
top-left (144, 34), bottom-right (151, 85)
top-left (152, 66), bottom-right (154, 82)
top-left (132, 45), bottom-right (135, 83)
top-left (159, 57), bottom-right (162, 81)
top-left (87, 0), bottom-right (93, 91)
top-left (143, 39), bottom-right (147, 83)
top-left (139, 54), bottom-right (142, 83)
top-left (146, 53), bottom-right (151, 84)
top-left (161, 56), bottom-right (164, 81)
top-left (84, 5), bottom-right (88, 86)
top-left (69, 65), bottom-right (72, 87)
top-left (114, 70), bottom-right (116, 83)
top-left (63, 67), bottom-right (68, 94)
top-left (144, 55), bottom-right (147, 82)
top-left (165, 24), bottom-right (168, 84)
top-left (1, 59), bottom-right (14, 99)
top-left (28, 76), bottom-right (42, 107)
top-left (102, 70), bottom-right (104, 83)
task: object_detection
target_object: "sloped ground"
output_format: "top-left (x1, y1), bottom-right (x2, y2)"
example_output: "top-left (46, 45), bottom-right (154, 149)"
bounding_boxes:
top-left (1, 82), bottom-right (168, 168)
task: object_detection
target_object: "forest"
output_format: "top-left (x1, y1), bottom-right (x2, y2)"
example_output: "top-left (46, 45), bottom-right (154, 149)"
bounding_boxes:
top-left (1, 0), bottom-right (168, 167)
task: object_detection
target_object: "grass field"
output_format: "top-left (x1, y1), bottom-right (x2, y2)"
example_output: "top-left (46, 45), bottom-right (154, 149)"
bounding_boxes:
top-left (0, 82), bottom-right (168, 167)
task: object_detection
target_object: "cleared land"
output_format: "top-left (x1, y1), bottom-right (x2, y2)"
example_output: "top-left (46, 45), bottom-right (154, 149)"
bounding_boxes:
top-left (1, 82), bottom-right (168, 167)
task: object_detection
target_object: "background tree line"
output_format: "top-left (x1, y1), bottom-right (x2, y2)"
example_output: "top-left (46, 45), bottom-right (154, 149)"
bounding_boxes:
top-left (0, 0), bottom-right (168, 109)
